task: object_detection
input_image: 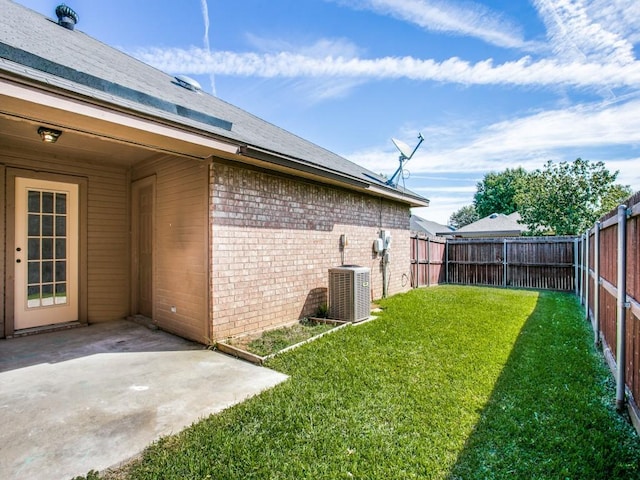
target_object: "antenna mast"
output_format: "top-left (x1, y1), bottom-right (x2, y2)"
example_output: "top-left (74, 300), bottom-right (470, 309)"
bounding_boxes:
top-left (386, 133), bottom-right (424, 187)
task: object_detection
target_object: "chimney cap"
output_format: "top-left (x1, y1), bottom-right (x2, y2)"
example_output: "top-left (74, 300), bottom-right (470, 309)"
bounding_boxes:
top-left (55, 4), bottom-right (79, 30)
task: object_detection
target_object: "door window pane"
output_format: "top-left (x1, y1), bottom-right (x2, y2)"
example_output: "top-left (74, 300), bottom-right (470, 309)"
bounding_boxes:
top-left (42, 284), bottom-right (54, 306)
top-left (28, 239), bottom-right (40, 260)
top-left (55, 261), bottom-right (66, 281)
top-left (56, 216), bottom-right (66, 236)
top-left (55, 193), bottom-right (67, 214)
top-left (56, 239), bottom-right (66, 259)
top-left (55, 283), bottom-right (67, 304)
top-left (28, 262), bottom-right (40, 284)
top-left (28, 191), bottom-right (40, 213)
top-left (42, 261), bottom-right (53, 283)
top-left (28, 285), bottom-right (40, 299)
top-left (42, 215), bottom-right (53, 236)
top-left (42, 238), bottom-right (53, 260)
top-left (42, 192), bottom-right (54, 213)
top-left (28, 215), bottom-right (40, 236)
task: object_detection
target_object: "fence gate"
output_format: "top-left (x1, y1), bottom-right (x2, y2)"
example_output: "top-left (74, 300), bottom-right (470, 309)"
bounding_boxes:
top-left (447, 237), bottom-right (578, 291)
top-left (410, 235), bottom-right (446, 288)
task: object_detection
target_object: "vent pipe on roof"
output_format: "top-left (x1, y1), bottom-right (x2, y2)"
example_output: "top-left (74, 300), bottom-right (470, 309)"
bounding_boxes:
top-left (174, 75), bottom-right (202, 92)
top-left (55, 4), bottom-right (79, 30)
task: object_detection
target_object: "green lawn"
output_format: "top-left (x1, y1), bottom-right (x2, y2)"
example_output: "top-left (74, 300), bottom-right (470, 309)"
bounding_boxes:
top-left (92, 286), bottom-right (640, 479)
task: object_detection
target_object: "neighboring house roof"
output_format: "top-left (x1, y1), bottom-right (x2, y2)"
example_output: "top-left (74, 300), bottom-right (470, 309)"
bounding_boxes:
top-left (0, 0), bottom-right (428, 207)
top-left (449, 212), bottom-right (526, 238)
top-left (410, 215), bottom-right (454, 236)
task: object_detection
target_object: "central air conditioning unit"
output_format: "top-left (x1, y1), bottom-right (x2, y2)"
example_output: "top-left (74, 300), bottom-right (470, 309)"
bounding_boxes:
top-left (328, 265), bottom-right (371, 322)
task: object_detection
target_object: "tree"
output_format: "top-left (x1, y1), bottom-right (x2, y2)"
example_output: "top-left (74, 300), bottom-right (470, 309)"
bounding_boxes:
top-left (473, 167), bottom-right (529, 218)
top-left (449, 204), bottom-right (479, 229)
top-left (515, 158), bottom-right (632, 235)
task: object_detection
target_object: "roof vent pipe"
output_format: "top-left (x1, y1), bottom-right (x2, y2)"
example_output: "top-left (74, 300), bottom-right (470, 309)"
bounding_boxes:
top-left (174, 75), bottom-right (202, 92)
top-left (55, 4), bottom-right (79, 30)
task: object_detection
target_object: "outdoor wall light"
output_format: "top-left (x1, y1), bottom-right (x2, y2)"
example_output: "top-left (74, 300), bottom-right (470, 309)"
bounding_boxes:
top-left (38, 127), bottom-right (62, 143)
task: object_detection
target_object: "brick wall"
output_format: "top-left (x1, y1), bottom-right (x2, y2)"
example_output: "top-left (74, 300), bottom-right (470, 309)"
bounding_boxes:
top-left (209, 161), bottom-right (412, 341)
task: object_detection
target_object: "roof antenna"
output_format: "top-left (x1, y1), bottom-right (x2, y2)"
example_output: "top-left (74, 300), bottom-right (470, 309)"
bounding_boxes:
top-left (386, 133), bottom-right (424, 187)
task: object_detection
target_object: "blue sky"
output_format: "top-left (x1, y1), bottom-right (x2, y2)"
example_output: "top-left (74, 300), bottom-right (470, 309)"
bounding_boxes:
top-left (16, 0), bottom-right (640, 224)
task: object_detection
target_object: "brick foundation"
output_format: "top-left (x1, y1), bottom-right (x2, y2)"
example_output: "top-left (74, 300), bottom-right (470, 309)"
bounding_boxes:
top-left (210, 161), bottom-right (411, 341)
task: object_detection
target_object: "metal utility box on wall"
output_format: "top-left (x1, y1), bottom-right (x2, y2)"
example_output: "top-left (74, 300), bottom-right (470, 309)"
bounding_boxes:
top-left (328, 266), bottom-right (371, 322)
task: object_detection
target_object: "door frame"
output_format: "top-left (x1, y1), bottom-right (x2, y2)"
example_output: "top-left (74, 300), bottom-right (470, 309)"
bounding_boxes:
top-left (131, 175), bottom-right (156, 319)
top-left (5, 168), bottom-right (88, 336)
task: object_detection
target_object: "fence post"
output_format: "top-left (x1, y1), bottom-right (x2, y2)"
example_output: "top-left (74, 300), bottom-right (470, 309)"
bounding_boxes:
top-left (502, 239), bottom-right (508, 287)
top-left (593, 221), bottom-right (600, 345)
top-left (445, 240), bottom-right (449, 284)
top-left (413, 233), bottom-right (420, 288)
top-left (574, 237), bottom-right (579, 296)
top-left (585, 229), bottom-right (590, 319)
top-left (616, 204), bottom-right (628, 412)
top-left (426, 237), bottom-right (430, 287)
top-left (579, 234), bottom-right (585, 304)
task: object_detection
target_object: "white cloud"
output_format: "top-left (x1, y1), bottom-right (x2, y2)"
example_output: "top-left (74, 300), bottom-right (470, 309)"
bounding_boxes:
top-left (214, 36), bottom-right (367, 102)
top-left (245, 34), bottom-right (364, 58)
top-left (534, 0), bottom-right (635, 64)
top-left (328, 0), bottom-right (535, 50)
top-left (132, 47), bottom-right (640, 90)
top-left (584, 0), bottom-right (640, 44)
top-left (296, 77), bottom-right (366, 103)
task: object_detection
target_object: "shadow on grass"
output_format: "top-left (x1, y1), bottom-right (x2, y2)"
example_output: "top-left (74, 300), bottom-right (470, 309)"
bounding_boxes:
top-left (448, 291), bottom-right (640, 480)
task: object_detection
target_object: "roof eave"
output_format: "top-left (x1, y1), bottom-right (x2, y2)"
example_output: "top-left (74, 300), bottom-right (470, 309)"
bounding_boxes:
top-left (240, 145), bottom-right (429, 207)
top-left (366, 184), bottom-right (429, 207)
top-left (240, 145), bottom-right (369, 188)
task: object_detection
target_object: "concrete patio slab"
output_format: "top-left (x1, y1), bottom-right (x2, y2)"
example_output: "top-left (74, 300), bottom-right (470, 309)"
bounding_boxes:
top-left (0, 321), bottom-right (289, 480)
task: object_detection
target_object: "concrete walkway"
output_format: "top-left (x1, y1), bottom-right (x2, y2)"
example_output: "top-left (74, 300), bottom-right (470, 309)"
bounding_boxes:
top-left (0, 321), bottom-right (288, 480)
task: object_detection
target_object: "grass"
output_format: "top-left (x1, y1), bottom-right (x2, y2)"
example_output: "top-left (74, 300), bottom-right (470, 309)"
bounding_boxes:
top-left (226, 319), bottom-right (335, 357)
top-left (90, 286), bottom-right (640, 479)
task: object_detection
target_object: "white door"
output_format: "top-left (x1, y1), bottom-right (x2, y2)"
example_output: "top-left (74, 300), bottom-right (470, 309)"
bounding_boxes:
top-left (14, 178), bottom-right (79, 329)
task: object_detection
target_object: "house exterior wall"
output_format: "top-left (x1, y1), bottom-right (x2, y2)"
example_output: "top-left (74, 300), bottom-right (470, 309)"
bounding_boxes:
top-left (1, 145), bottom-right (130, 337)
top-left (209, 160), bottom-right (411, 341)
top-left (132, 156), bottom-right (209, 343)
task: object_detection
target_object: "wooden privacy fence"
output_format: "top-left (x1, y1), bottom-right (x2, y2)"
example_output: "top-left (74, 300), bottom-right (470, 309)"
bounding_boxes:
top-left (411, 235), bottom-right (579, 291)
top-left (580, 191), bottom-right (640, 431)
